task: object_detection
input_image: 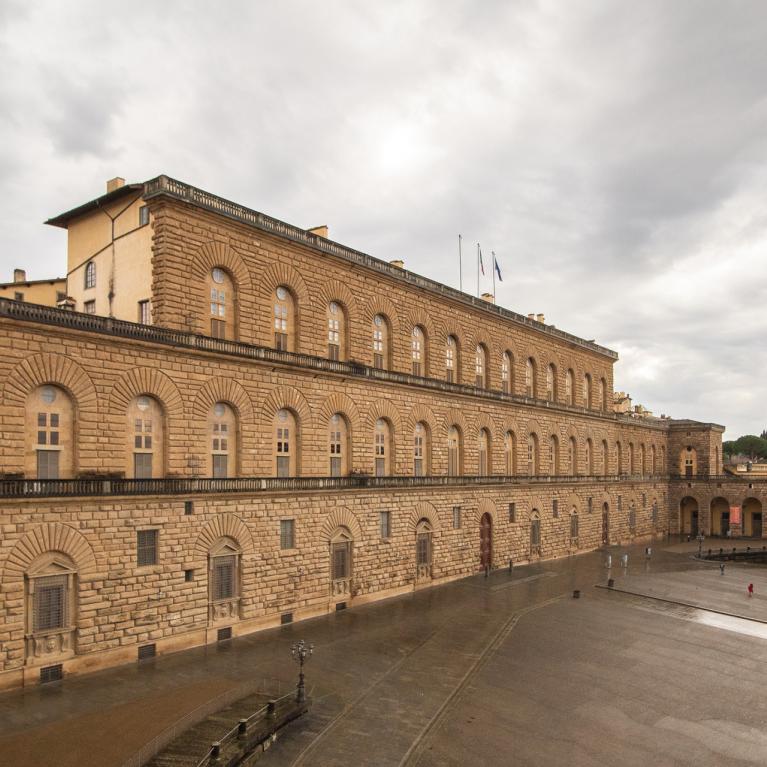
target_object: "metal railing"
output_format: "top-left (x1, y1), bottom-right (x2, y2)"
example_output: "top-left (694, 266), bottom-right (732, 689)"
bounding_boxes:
top-left (143, 175), bottom-right (618, 360)
top-left (0, 297), bottom-right (631, 425)
top-left (0, 473), bottom-right (670, 499)
top-left (669, 474), bottom-right (766, 483)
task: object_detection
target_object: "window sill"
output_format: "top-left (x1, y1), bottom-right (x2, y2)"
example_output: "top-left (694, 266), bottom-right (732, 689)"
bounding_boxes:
top-left (279, 547), bottom-right (299, 555)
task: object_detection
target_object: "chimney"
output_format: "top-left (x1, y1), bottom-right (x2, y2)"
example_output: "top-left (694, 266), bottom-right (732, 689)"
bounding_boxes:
top-left (481, 292), bottom-right (495, 303)
top-left (527, 313), bottom-right (535, 320)
top-left (308, 225), bottom-right (328, 238)
top-left (390, 259), bottom-right (404, 269)
top-left (13, 269), bottom-right (26, 283)
top-left (536, 313), bottom-right (545, 323)
top-left (106, 177), bottom-right (125, 194)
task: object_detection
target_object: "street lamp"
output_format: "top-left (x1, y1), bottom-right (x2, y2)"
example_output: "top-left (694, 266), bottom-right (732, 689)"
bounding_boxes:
top-left (291, 640), bottom-right (314, 704)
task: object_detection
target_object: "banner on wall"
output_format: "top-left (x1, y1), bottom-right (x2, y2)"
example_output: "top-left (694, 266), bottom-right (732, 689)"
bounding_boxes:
top-left (730, 506), bottom-right (742, 525)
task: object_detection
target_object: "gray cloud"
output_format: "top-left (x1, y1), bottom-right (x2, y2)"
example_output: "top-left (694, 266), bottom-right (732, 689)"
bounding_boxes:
top-left (0, 0), bottom-right (765, 438)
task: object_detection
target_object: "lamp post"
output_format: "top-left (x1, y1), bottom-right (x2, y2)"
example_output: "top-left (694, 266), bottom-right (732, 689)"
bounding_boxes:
top-left (291, 640), bottom-right (314, 704)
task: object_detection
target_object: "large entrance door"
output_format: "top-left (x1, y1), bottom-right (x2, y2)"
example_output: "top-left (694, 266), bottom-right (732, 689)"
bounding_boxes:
top-left (480, 513), bottom-right (492, 570)
top-left (754, 514), bottom-right (763, 539)
top-left (691, 511), bottom-right (699, 537)
top-left (601, 504), bottom-right (609, 545)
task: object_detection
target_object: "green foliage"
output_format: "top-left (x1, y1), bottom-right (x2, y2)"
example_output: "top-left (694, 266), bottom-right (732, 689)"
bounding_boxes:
top-left (724, 435), bottom-right (767, 460)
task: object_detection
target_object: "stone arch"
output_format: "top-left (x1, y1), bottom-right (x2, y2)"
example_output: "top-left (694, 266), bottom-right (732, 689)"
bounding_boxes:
top-left (366, 399), bottom-right (403, 433)
top-left (317, 392), bottom-right (362, 433)
top-left (475, 411), bottom-right (496, 435)
top-left (407, 501), bottom-right (440, 532)
top-left (564, 492), bottom-right (581, 512)
top-left (442, 407), bottom-right (470, 437)
top-left (437, 320), bottom-right (465, 350)
top-left (3, 523), bottom-right (99, 582)
top-left (405, 306), bottom-right (436, 341)
top-left (315, 279), bottom-right (358, 315)
top-left (527, 494), bottom-right (547, 518)
top-left (191, 377), bottom-right (254, 423)
top-left (190, 240), bottom-right (252, 293)
top-left (108, 367), bottom-right (184, 420)
top-left (405, 403), bottom-right (438, 433)
top-left (363, 295), bottom-right (401, 336)
top-left (523, 418), bottom-right (543, 439)
top-left (260, 261), bottom-right (310, 306)
top-left (319, 507), bottom-right (363, 543)
top-left (474, 498), bottom-right (497, 524)
top-left (193, 513), bottom-right (254, 560)
top-left (260, 386), bottom-right (312, 425)
top-left (2, 353), bottom-right (97, 415)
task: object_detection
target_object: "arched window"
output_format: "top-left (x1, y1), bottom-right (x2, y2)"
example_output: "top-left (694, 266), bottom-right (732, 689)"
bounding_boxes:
top-left (629, 443), bottom-right (635, 475)
top-left (569, 436), bottom-right (578, 475)
top-left (549, 435), bottom-right (560, 476)
top-left (599, 378), bottom-right (607, 411)
top-left (448, 426), bottom-right (462, 476)
top-left (681, 446), bottom-right (697, 478)
top-left (504, 431), bottom-right (517, 475)
top-left (327, 301), bottom-right (346, 361)
top-left (275, 408), bottom-right (297, 477)
top-left (616, 442), bottom-right (623, 475)
top-left (650, 445), bottom-right (657, 474)
top-left (330, 526), bottom-right (353, 597)
top-left (445, 335), bottom-right (458, 383)
top-left (501, 351), bottom-right (513, 394)
top-left (525, 358), bottom-right (536, 397)
top-left (585, 438), bottom-right (594, 474)
top-left (475, 345), bottom-right (488, 388)
top-left (208, 537), bottom-right (241, 623)
top-left (25, 552), bottom-right (77, 660)
top-left (602, 439), bottom-right (609, 476)
top-left (527, 433), bottom-right (539, 476)
top-left (208, 267), bottom-right (235, 340)
top-left (416, 518), bottom-right (433, 580)
top-left (374, 418), bottom-right (392, 476)
top-left (411, 326), bottom-right (425, 376)
top-left (640, 444), bottom-right (647, 475)
top-left (273, 286), bottom-right (295, 351)
top-left (127, 395), bottom-right (164, 479)
top-left (84, 260), bottom-right (96, 289)
top-left (546, 363), bottom-right (556, 401)
top-left (530, 510), bottom-right (541, 551)
top-left (565, 369), bottom-right (574, 405)
top-left (328, 413), bottom-right (349, 477)
top-left (569, 509), bottom-right (579, 544)
top-left (478, 428), bottom-right (491, 475)
top-left (209, 402), bottom-right (237, 478)
top-left (583, 374), bottom-right (592, 408)
top-left (27, 384), bottom-right (74, 480)
top-left (372, 314), bottom-right (390, 370)
top-left (413, 421), bottom-right (429, 476)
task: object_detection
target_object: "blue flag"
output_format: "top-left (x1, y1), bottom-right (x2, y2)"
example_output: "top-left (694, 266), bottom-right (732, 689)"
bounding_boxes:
top-left (494, 255), bottom-right (503, 282)
top-left (478, 245), bottom-right (485, 275)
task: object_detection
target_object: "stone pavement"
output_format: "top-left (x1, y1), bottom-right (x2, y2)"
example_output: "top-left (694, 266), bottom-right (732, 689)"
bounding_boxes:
top-left (1, 538), bottom-right (767, 766)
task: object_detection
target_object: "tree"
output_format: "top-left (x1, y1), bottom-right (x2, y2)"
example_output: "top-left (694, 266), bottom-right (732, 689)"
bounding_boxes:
top-left (731, 435), bottom-right (767, 461)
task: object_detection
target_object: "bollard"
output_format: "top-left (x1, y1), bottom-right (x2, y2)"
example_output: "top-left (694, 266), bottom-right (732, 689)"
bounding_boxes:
top-left (508, 558), bottom-right (513, 575)
top-left (211, 742), bottom-right (221, 759)
top-left (267, 700), bottom-right (276, 718)
top-left (573, 589), bottom-right (580, 599)
top-left (621, 554), bottom-right (628, 568)
top-left (237, 718), bottom-right (248, 738)
top-left (607, 578), bottom-right (614, 588)
top-left (605, 554), bottom-right (612, 569)
top-left (484, 564), bottom-right (490, 578)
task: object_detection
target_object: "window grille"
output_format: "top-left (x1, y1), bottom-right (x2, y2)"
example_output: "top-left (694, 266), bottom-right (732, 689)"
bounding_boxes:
top-left (184, 501), bottom-right (194, 515)
top-left (332, 542), bottom-right (350, 580)
top-left (212, 454), bottom-right (228, 478)
top-left (570, 514), bottom-right (579, 540)
top-left (212, 555), bottom-right (235, 601)
top-left (137, 529), bottom-right (158, 567)
top-left (452, 505), bottom-right (462, 529)
top-left (217, 627), bottom-right (232, 642)
top-left (416, 533), bottom-right (431, 566)
top-left (40, 664), bottom-right (63, 684)
top-left (138, 300), bottom-right (151, 324)
top-left (587, 497), bottom-right (593, 514)
top-left (552, 499), bottom-right (559, 518)
top-left (281, 612), bottom-right (293, 625)
top-left (134, 453), bottom-right (153, 479)
top-left (33, 575), bottom-right (67, 632)
top-left (37, 450), bottom-right (60, 480)
top-left (380, 511), bottom-right (391, 539)
top-left (138, 644), bottom-right (156, 660)
top-left (530, 519), bottom-right (541, 547)
top-left (280, 519), bottom-right (295, 549)
top-left (509, 502), bottom-right (516, 522)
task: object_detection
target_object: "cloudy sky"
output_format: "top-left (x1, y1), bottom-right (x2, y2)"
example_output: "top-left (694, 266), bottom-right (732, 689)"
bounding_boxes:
top-left (1, 1), bottom-right (765, 439)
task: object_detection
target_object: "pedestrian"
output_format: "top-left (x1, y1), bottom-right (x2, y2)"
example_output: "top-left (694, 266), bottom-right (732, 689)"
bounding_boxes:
top-left (748, 583), bottom-right (754, 598)
top-left (719, 563), bottom-right (725, 576)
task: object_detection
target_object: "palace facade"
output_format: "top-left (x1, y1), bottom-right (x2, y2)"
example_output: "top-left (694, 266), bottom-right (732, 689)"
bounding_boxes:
top-left (0, 175), bottom-right (760, 690)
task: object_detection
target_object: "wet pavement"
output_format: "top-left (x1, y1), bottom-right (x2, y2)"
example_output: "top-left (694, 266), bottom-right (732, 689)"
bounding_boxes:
top-left (1, 538), bottom-right (767, 766)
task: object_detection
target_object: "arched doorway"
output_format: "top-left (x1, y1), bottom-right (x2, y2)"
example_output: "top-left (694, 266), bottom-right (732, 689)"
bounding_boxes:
top-left (480, 513), bottom-right (493, 570)
top-left (710, 497), bottom-right (730, 537)
top-left (601, 503), bottom-right (610, 545)
top-left (743, 498), bottom-right (763, 539)
top-left (680, 496), bottom-right (699, 536)
top-left (330, 526), bottom-right (353, 598)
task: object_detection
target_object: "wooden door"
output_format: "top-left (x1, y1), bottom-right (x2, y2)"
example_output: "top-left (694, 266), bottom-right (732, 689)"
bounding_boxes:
top-left (601, 507), bottom-right (609, 545)
top-left (480, 513), bottom-right (492, 570)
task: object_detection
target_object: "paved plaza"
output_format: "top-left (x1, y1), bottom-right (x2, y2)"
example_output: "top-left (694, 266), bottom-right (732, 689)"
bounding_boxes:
top-left (2, 538), bottom-right (767, 766)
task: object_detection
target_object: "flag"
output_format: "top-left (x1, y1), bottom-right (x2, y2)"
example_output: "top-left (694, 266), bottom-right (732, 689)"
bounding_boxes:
top-left (494, 254), bottom-right (503, 282)
top-left (478, 245), bottom-right (485, 275)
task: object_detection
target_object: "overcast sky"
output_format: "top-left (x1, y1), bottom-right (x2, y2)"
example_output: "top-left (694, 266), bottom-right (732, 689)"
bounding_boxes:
top-left (1, 1), bottom-right (765, 439)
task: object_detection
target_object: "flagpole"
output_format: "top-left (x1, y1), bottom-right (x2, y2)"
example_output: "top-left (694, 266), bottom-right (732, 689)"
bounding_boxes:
top-left (492, 251), bottom-right (496, 300)
top-left (476, 243), bottom-right (480, 297)
top-left (458, 234), bottom-right (463, 292)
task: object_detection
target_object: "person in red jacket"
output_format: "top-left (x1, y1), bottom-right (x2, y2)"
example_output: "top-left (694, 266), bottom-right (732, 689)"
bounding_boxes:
top-left (748, 583), bottom-right (754, 598)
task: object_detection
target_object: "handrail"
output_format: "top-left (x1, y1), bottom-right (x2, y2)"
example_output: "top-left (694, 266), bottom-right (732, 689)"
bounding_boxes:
top-left (143, 175), bottom-right (618, 360)
top-left (669, 473), bottom-right (765, 482)
top-left (0, 474), bottom-right (671, 499)
top-left (0, 297), bottom-right (635, 426)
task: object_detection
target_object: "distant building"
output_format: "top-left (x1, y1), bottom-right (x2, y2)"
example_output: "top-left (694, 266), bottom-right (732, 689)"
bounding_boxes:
top-left (0, 269), bottom-right (66, 307)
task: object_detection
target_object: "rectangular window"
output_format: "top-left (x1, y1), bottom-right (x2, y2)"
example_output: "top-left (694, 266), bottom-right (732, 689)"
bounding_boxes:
top-left (570, 515), bottom-right (579, 539)
top-left (14, 291), bottom-right (24, 301)
top-left (139, 205), bottom-right (150, 226)
top-left (509, 502), bottom-right (516, 523)
top-left (452, 505), bottom-right (462, 529)
top-left (587, 497), bottom-right (593, 514)
top-left (212, 454), bottom-right (228, 478)
top-left (280, 519), bottom-right (295, 549)
top-left (380, 511), bottom-right (391, 539)
top-left (56, 291), bottom-right (66, 302)
top-left (276, 455), bottom-right (290, 478)
top-left (375, 457), bottom-right (385, 477)
top-left (413, 458), bottom-right (423, 477)
top-left (328, 343), bottom-right (340, 361)
top-left (552, 499), bottom-right (559, 518)
top-left (446, 369), bottom-right (454, 383)
top-left (275, 332), bottom-right (288, 351)
top-left (184, 569), bottom-right (194, 582)
top-left (412, 362), bottom-right (421, 377)
top-left (211, 318), bottom-right (226, 339)
top-left (134, 453), bottom-right (153, 479)
top-left (332, 543), bottom-right (349, 580)
top-left (84, 300), bottom-right (96, 314)
top-left (212, 556), bottom-right (235, 600)
top-left (137, 529), bottom-right (158, 567)
top-left (33, 575), bottom-right (67, 632)
top-left (642, 493), bottom-right (646, 508)
top-left (138, 300), bottom-right (151, 324)
top-left (373, 352), bottom-right (384, 369)
top-left (330, 456), bottom-right (342, 477)
top-left (37, 450), bottom-right (59, 480)
top-left (617, 495), bottom-right (622, 512)
top-left (184, 501), bottom-right (194, 515)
